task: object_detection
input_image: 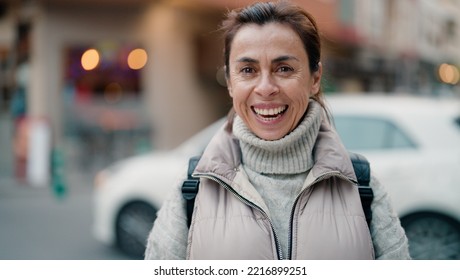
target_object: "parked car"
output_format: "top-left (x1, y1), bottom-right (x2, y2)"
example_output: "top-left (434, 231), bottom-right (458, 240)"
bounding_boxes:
top-left (93, 94), bottom-right (460, 259)
top-left (328, 94), bottom-right (460, 260)
top-left (92, 118), bottom-right (225, 258)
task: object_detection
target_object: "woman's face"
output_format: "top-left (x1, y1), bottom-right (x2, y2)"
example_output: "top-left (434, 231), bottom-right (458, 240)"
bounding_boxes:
top-left (227, 22), bottom-right (322, 141)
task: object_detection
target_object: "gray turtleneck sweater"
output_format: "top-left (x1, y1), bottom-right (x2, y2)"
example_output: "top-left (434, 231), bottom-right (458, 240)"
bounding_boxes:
top-left (145, 101), bottom-right (411, 260)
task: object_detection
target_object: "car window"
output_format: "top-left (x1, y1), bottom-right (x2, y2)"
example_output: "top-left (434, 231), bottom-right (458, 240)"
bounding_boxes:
top-left (333, 116), bottom-right (416, 150)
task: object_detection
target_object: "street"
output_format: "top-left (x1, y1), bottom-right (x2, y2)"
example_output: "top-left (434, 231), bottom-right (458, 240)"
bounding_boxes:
top-left (0, 175), bottom-right (135, 260)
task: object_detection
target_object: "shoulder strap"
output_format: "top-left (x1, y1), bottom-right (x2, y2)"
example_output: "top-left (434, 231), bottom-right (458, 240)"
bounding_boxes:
top-left (182, 153), bottom-right (374, 228)
top-left (181, 155), bottom-right (201, 228)
top-left (348, 152), bottom-right (373, 226)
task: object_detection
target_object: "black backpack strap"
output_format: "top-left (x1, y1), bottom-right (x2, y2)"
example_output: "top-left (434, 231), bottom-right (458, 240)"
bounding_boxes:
top-left (182, 153), bottom-right (374, 228)
top-left (349, 152), bottom-right (373, 227)
top-left (182, 155), bottom-right (201, 228)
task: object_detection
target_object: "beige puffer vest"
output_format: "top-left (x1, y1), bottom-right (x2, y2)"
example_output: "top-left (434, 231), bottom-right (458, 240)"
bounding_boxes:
top-left (186, 118), bottom-right (375, 260)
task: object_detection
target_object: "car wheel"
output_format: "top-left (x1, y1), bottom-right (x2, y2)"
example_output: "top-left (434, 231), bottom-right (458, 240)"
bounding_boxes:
top-left (115, 201), bottom-right (157, 259)
top-left (400, 212), bottom-right (460, 260)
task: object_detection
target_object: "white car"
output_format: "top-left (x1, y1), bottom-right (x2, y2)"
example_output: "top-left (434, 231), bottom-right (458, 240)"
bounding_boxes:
top-left (328, 94), bottom-right (460, 260)
top-left (92, 118), bottom-right (225, 258)
top-left (93, 94), bottom-right (460, 259)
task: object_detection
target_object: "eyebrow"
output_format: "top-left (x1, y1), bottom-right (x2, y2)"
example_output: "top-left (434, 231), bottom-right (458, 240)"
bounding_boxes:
top-left (273, 55), bottom-right (299, 63)
top-left (236, 55), bottom-right (299, 63)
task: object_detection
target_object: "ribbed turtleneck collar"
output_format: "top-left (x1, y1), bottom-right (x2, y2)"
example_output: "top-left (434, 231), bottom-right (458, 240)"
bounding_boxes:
top-left (233, 100), bottom-right (322, 175)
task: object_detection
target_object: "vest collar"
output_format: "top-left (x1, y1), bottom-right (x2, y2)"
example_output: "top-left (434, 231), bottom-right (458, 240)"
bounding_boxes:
top-left (194, 107), bottom-right (356, 188)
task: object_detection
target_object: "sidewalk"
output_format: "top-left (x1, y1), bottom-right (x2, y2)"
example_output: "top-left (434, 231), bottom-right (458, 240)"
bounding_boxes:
top-left (0, 166), bottom-right (130, 260)
top-left (0, 176), bottom-right (41, 197)
top-left (0, 114), bottom-right (14, 180)
top-left (0, 169), bottom-right (94, 199)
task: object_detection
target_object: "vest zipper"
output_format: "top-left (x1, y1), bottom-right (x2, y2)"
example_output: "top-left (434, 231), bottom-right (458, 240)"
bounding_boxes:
top-left (194, 172), bottom-right (284, 260)
top-left (287, 171), bottom-right (356, 260)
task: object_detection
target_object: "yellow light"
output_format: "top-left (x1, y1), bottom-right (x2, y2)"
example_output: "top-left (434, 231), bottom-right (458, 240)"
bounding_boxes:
top-left (438, 63), bottom-right (460, 85)
top-left (451, 66), bottom-right (460, 85)
top-left (104, 82), bottom-right (123, 103)
top-left (127, 48), bottom-right (148, 70)
top-left (81, 49), bottom-right (100, 71)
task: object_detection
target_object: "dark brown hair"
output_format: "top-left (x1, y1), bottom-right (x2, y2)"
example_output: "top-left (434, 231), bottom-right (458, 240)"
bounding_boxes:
top-left (221, 1), bottom-right (324, 106)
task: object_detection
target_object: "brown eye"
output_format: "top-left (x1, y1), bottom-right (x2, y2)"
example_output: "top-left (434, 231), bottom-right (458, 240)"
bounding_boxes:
top-left (241, 67), bottom-right (255, 74)
top-left (277, 66), bottom-right (293, 73)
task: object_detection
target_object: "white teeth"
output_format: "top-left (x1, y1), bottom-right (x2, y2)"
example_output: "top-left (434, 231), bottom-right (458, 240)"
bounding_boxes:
top-left (254, 106), bottom-right (286, 116)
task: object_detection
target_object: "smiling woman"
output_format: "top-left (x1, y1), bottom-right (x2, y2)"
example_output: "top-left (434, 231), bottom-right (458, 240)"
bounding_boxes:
top-left (144, 1), bottom-right (411, 260)
top-left (226, 22), bottom-right (321, 141)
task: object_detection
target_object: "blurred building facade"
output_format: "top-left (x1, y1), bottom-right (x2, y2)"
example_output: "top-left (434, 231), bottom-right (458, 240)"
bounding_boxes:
top-left (0, 0), bottom-right (459, 184)
top-left (305, 0), bottom-right (460, 94)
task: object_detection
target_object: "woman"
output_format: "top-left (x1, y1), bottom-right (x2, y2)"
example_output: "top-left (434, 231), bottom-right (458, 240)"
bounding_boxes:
top-left (145, 1), bottom-right (410, 260)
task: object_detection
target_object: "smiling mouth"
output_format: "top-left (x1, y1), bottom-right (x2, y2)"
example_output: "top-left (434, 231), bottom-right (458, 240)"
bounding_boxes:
top-left (252, 105), bottom-right (288, 121)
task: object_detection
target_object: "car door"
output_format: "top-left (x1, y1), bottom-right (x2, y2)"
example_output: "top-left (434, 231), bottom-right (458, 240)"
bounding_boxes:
top-left (332, 114), bottom-right (422, 214)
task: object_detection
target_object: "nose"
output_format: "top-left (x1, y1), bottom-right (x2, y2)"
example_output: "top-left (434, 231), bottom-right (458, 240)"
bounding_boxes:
top-left (254, 72), bottom-right (279, 97)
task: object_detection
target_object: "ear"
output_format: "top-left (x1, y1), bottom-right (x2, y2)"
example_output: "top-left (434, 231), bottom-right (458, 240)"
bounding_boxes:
top-left (311, 62), bottom-right (322, 95)
top-left (228, 85), bottom-right (234, 98)
top-left (225, 67), bottom-right (234, 98)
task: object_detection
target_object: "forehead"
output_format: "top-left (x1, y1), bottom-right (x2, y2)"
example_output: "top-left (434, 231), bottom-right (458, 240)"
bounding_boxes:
top-left (230, 22), bottom-right (306, 59)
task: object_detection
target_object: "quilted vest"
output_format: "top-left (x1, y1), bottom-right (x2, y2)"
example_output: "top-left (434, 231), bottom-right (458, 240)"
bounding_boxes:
top-left (186, 118), bottom-right (375, 260)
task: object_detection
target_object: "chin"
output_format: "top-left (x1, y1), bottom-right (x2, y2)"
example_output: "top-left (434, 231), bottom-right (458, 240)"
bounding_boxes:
top-left (256, 131), bottom-right (286, 141)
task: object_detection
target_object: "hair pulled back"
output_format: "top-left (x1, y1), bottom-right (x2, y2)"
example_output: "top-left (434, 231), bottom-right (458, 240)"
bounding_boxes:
top-left (221, 1), bottom-right (324, 105)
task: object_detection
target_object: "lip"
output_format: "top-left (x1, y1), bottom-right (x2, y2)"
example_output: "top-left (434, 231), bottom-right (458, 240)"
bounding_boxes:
top-left (251, 104), bottom-right (288, 124)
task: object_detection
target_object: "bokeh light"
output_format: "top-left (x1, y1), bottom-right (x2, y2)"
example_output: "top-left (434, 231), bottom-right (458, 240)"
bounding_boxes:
top-left (81, 48), bottom-right (100, 71)
top-left (127, 48), bottom-right (148, 70)
top-left (438, 63), bottom-right (460, 85)
top-left (103, 82), bottom-right (123, 103)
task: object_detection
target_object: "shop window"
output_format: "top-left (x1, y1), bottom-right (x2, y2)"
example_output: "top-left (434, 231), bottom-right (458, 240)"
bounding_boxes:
top-left (63, 44), bottom-right (146, 104)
